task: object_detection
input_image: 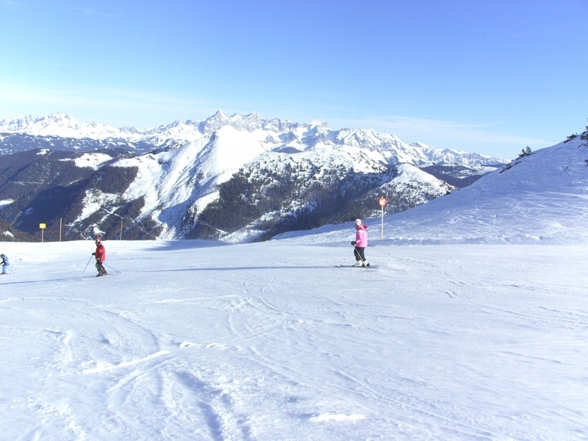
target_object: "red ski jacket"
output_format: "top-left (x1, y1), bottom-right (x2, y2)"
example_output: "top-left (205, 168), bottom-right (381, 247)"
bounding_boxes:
top-left (94, 243), bottom-right (106, 262)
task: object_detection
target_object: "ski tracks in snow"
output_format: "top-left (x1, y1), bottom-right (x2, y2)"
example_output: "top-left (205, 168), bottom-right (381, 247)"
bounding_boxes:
top-left (4, 242), bottom-right (587, 440)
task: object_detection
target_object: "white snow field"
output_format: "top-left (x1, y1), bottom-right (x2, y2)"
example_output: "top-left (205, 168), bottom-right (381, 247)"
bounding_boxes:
top-left (1, 138), bottom-right (588, 440)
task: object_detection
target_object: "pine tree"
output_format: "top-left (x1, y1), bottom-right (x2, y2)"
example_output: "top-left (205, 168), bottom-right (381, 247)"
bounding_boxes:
top-left (518, 146), bottom-right (532, 158)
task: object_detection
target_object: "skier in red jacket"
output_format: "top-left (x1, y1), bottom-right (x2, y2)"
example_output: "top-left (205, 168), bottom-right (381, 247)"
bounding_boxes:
top-left (92, 237), bottom-right (107, 276)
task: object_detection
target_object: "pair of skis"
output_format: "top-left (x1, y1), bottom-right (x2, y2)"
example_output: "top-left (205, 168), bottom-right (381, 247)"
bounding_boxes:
top-left (336, 264), bottom-right (374, 269)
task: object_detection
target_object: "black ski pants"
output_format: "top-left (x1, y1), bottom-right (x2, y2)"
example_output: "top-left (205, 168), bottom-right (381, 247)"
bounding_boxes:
top-left (354, 246), bottom-right (366, 262)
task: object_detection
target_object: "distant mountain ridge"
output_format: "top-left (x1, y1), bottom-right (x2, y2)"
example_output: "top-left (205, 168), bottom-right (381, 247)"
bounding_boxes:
top-left (0, 111), bottom-right (504, 167)
top-left (0, 111), bottom-right (509, 242)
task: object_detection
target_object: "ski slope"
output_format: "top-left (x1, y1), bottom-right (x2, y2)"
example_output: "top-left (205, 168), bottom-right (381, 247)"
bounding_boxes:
top-left (1, 237), bottom-right (587, 440)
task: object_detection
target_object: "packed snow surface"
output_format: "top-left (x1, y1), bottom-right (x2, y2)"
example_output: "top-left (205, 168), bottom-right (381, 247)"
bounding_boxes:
top-left (1, 244), bottom-right (587, 439)
top-left (1, 139), bottom-right (587, 440)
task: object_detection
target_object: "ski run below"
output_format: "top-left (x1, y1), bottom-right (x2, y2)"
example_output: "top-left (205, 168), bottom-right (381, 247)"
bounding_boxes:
top-left (1, 239), bottom-right (586, 440)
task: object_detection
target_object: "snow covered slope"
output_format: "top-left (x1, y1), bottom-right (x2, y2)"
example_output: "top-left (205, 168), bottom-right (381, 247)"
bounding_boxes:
top-left (282, 136), bottom-right (588, 245)
top-left (1, 224), bottom-right (586, 439)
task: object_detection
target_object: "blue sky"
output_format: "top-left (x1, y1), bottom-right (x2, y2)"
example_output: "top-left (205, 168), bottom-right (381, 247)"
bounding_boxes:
top-left (1, 0), bottom-right (586, 158)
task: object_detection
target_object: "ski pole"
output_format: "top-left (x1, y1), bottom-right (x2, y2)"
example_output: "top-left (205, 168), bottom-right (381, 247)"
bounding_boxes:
top-left (350, 242), bottom-right (367, 266)
top-left (369, 245), bottom-right (392, 257)
top-left (2, 265), bottom-right (15, 274)
top-left (104, 263), bottom-right (120, 274)
top-left (82, 255), bottom-right (93, 274)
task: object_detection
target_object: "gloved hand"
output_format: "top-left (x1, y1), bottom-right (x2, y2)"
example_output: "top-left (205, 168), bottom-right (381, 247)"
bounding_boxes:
top-left (351, 241), bottom-right (356, 246)
top-left (92, 252), bottom-right (95, 256)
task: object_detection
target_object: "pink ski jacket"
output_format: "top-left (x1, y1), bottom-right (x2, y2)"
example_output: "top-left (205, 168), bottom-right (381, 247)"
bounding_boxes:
top-left (355, 224), bottom-right (368, 247)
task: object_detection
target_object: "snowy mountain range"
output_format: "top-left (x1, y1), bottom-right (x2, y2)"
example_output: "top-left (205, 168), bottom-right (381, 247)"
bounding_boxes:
top-left (1, 111), bottom-right (509, 242)
top-left (0, 111), bottom-right (504, 165)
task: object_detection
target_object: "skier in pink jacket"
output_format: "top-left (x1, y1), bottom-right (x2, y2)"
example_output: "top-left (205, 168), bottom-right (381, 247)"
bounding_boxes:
top-left (351, 219), bottom-right (370, 267)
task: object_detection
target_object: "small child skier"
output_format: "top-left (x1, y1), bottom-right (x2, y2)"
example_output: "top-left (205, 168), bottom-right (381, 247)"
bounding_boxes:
top-left (351, 219), bottom-right (370, 267)
top-left (92, 238), bottom-right (107, 277)
top-left (1, 253), bottom-right (9, 274)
